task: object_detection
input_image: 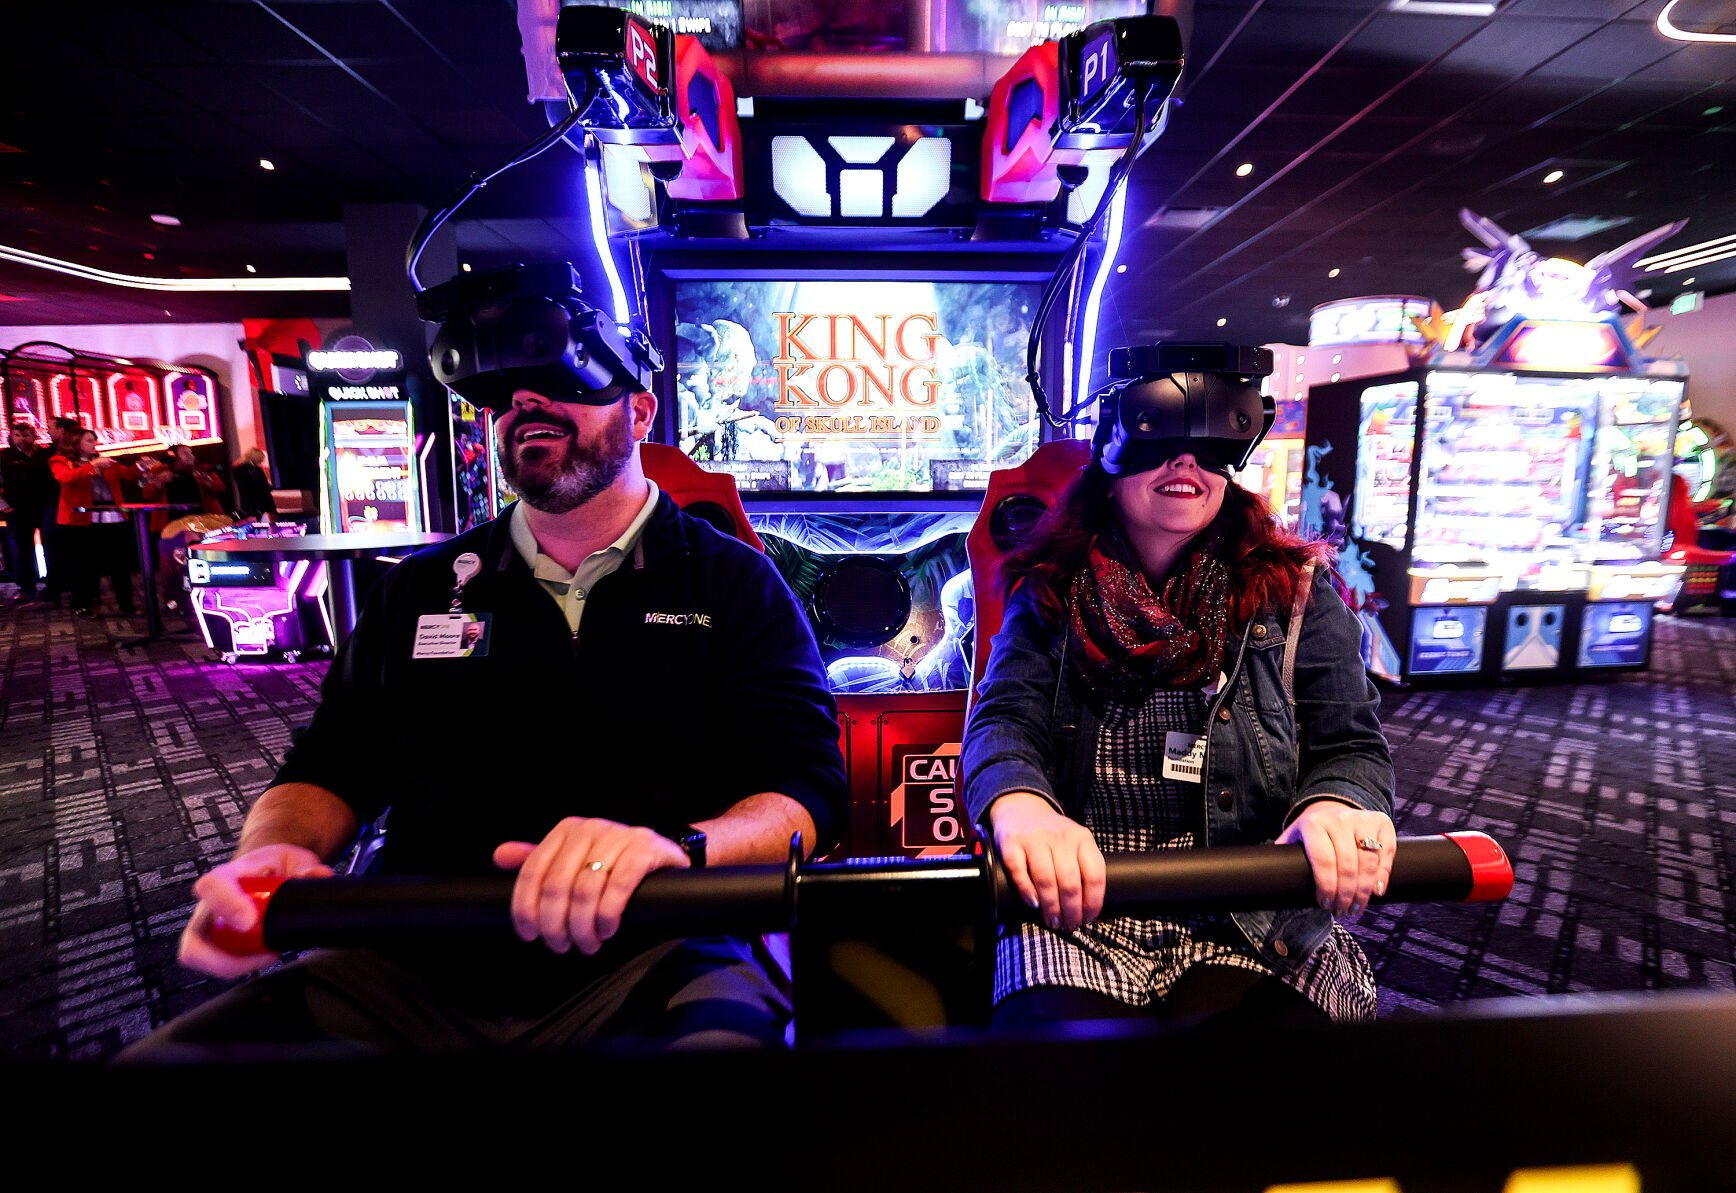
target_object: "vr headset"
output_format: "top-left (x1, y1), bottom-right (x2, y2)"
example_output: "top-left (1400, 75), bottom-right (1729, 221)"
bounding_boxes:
top-left (417, 262), bottom-right (663, 411)
top-left (1091, 342), bottom-right (1276, 477)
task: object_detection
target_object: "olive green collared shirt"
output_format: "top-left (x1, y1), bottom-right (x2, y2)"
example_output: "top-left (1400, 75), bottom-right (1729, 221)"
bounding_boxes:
top-left (509, 480), bottom-right (660, 635)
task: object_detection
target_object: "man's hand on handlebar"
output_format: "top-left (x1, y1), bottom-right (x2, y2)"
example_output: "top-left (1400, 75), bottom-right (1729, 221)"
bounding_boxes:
top-left (494, 817), bottom-right (689, 956)
top-left (987, 791), bottom-right (1106, 934)
top-left (179, 844), bottom-right (335, 979)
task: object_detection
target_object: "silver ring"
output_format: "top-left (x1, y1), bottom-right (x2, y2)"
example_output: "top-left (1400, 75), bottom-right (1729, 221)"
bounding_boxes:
top-left (587, 860), bottom-right (608, 873)
top-left (1356, 835), bottom-right (1382, 852)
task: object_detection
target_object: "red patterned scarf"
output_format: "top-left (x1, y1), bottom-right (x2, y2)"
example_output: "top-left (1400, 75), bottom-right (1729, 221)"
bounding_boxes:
top-left (1068, 527), bottom-right (1232, 700)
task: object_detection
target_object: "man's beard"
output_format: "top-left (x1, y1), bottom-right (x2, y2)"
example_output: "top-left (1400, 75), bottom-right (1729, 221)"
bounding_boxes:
top-left (500, 402), bottom-right (635, 515)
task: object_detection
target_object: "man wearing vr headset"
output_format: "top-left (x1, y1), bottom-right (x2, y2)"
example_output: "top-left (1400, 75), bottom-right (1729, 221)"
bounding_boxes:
top-left (963, 345), bottom-right (1395, 1028)
top-left (137, 269), bottom-right (846, 1056)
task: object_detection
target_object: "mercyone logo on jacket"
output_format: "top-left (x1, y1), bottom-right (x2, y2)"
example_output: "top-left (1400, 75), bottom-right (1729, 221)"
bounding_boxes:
top-left (644, 611), bottom-right (713, 627)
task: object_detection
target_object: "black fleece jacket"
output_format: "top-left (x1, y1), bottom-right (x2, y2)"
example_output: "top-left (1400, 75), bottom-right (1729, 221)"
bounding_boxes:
top-left (275, 495), bottom-right (846, 877)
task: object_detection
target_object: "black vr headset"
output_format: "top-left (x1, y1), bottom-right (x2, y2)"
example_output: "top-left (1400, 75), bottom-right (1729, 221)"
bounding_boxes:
top-left (1091, 342), bottom-right (1276, 477)
top-left (417, 262), bottom-right (663, 411)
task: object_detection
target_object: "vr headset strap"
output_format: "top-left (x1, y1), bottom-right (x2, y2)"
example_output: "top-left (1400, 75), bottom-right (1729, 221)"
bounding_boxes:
top-left (1281, 561), bottom-right (1316, 708)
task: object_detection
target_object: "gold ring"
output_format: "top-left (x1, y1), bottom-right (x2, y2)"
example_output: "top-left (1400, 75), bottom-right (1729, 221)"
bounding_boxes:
top-left (1356, 835), bottom-right (1382, 852)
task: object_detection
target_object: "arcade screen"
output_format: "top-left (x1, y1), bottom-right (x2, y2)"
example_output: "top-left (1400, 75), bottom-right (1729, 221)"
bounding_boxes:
top-left (1414, 372), bottom-right (1684, 569)
top-left (673, 277), bottom-right (1041, 493)
top-left (323, 402), bottom-right (418, 533)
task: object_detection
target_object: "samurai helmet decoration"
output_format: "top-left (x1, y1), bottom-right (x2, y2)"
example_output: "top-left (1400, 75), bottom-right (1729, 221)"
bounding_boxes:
top-left (1449, 208), bottom-right (1687, 346)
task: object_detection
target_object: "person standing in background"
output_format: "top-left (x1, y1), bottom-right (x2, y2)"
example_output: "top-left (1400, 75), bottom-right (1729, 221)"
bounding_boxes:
top-left (36, 417), bottom-right (84, 606)
top-left (51, 429), bottom-right (137, 617)
top-left (0, 421), bottom-right (55, 601)
top-left (233, 446), bottom-right (277, 520)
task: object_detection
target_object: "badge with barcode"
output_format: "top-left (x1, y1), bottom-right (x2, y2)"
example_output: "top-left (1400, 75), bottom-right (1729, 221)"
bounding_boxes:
top-left (1163, 731), bottom-right (1205, 784)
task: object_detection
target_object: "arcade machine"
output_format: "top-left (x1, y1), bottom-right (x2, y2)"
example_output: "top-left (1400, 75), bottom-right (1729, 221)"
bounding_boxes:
top-left (462, 3), bottom-right (1186, 856)
top-left (308, 340), bottom-right (427, 535)
top-left (187, 525), bottom-right (334, 662)
top-left (1675, 411), bottom-right (1735, 528)
top-left (2, 341), bottom-right (224, 458)
top-left (1246, 342), bottom-right (1308, 527)
top-left (1300, 209), bottom-right (1689, 684)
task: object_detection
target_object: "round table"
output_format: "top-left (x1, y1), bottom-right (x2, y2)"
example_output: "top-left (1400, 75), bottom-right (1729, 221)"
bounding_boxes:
top-left (79, 503), bottom-right (201, 646)
top-left (189, 532), bottom-right (452, 644)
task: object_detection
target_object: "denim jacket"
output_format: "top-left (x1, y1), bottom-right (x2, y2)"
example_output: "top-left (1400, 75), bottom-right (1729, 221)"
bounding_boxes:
top-left (962, 567), bottom-right (1396, 965)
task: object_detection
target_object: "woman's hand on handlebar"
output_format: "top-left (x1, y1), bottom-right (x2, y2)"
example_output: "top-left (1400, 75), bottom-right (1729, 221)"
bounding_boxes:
top-left (1276, 800), bottom-right (1396, 918)
top-left (179, 843), bottom-right (334, 979)
top-left (988, 791), bottom-right (1105, 934)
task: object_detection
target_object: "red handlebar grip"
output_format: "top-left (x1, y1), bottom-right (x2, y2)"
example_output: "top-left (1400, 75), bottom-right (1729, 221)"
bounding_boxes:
top-left (1444, 831), bottom-right (1514, 902)
top-left (207, 875), bottom-right (287, 955)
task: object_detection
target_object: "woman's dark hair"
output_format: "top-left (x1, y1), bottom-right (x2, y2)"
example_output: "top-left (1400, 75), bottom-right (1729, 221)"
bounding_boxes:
top-left (1001, 463), bottom-right (1335, 627)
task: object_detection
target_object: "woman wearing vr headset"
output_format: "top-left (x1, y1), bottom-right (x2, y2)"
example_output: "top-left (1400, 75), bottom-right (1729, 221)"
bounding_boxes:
top-left (964, 362), bottom-right (1395, 1027)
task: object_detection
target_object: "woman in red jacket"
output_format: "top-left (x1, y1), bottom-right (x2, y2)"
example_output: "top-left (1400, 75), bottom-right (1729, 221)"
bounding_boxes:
top-left (50, 430), bottom-right (137, 617)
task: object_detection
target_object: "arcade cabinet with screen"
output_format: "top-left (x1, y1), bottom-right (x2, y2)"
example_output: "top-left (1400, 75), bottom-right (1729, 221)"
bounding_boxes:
top-left (309, 342), bottom-right (426, 535)
top-left (1300, 210), bottom-right (1690, 684)
top-left (433, 4), bottom-right (1186, 855)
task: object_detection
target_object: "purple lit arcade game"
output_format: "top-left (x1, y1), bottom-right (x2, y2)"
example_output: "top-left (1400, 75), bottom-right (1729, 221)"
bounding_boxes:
top-left (1300, 210), bottom-right (1690, 685)
top-left (482, 2), bottom-right (1182, 854)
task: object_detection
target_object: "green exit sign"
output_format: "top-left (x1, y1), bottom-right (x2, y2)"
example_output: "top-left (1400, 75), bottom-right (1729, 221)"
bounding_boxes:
top-left (1671, 291), bottom-right (1704, 314)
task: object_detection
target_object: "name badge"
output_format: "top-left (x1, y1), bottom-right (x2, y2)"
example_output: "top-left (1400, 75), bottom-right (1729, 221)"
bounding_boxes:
top-left (1163, 731), bottom-right (1205, 785)
top-left (413, 612), bottom-right (491, 659)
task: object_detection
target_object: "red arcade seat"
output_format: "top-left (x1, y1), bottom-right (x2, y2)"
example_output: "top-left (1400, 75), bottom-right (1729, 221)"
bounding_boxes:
top-left (640, 442), bottom-right (763, 551)
top-left (1663, 472), bottom-right (1736, 614)
top-left (964, 439), bottom-right (1091, 695)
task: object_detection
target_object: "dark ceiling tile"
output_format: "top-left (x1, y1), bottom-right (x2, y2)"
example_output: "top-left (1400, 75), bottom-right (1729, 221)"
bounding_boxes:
top-left (1530, 21), bottom-right (1684, 81)
top-left (151, 2), bottom-right (326, 65)
top-left (1441, 13), bottom-right (1607, 75)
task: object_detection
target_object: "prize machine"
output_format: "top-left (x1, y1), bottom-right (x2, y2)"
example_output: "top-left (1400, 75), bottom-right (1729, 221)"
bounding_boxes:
top-left (466, 3), bottom-right (1183, 856)
top-left (308, 339), bottom-right (428, 536)
top-left (1245, 342), bottom-right (1309, 527)
top-left (1299, 209), bottom-right (1691, 684)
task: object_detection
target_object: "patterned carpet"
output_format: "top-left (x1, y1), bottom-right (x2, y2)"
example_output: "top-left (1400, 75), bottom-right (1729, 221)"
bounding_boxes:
top-left (1, 595), bottom-right (1732, 1059)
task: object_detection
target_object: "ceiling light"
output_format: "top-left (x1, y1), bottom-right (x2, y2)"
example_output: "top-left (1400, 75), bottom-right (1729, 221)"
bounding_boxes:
top-left (1333, 354), bottom-right (1343, 364)
top-left (1297, 355), bottom-right (1305, 363)
top-left (149, 214), bottom-right (181, 227)
top-left (462, 262), bottom-right (473, 272)
top-left (1640, 231), bottom-right (1736, 269)
top-left (1331, 372), bottom-right (1342, 382)
top-left (0, 243), bottom-right (349, 292)
top-left (1684, 277), bottom-right (1696, 285)
top-left (1387, 1), bottom-right (1496, 14)
top-left (1705, 107), bottom-right (1725, 117)
top-left (1543, 170), bottom-right (1565, 184)
top-left (245, 264), bottom-right (257, 273)
top-left (1235, 163), bottom-right (1254, 178)
top-left (1115, 264), bottom-right (1127, 273)
top-left (163, 309), bottom-right (172, 317)
top-left (1328, 267), bottom-right (1341, 278)
top-left (1662, 248), bottom-right (1736, 273)
top-left (1658, 0), bottom-right (1736, 44)
top-left (1216, 317), bottom-right (1228, 327)
top-left (259, 158), bottom-right (276, 171)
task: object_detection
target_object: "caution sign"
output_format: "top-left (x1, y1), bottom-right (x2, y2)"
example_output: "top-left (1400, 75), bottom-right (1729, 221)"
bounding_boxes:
top-left (889, 743), bottom-right (969, 857)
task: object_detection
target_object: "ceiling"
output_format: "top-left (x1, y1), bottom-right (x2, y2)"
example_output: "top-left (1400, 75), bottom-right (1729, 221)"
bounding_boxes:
top-left (2, 0), bottom-right (1735, 349)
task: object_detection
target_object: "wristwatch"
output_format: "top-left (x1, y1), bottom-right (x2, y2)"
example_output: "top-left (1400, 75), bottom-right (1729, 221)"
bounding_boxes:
top-left (673, 826), bottom-right (707, 869)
